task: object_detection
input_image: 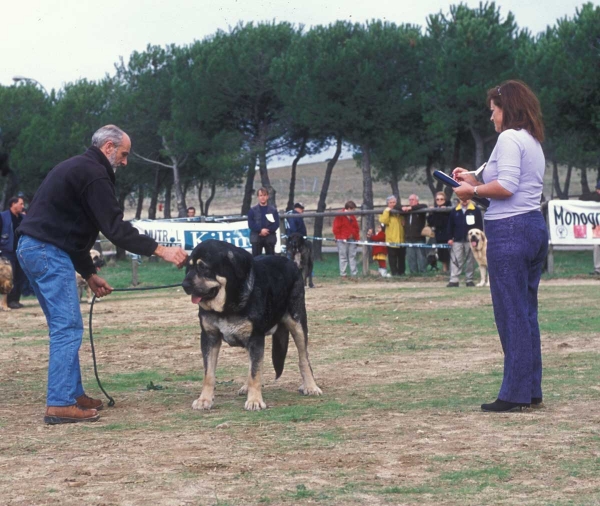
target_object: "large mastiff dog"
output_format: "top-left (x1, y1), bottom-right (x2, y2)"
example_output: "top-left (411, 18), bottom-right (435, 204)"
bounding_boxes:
top-left (182, 240), bottom-right (322, 411)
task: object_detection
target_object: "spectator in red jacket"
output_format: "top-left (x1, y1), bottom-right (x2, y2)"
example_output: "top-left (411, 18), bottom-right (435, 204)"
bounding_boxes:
top-left (333, 201), bottom-right (360, 277)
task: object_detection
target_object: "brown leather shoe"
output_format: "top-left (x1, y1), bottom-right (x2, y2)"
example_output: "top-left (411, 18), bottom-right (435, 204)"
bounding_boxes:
top-left (44, 405), bottom-right (100, 425)
top-left (76, 393), bottom-right (104, 411)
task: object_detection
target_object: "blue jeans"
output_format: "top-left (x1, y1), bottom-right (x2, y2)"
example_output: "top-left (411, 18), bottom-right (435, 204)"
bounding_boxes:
top-left (485, 211), bottom-right (548, 404)
top-left (17, 235), bottom-right (85, 406)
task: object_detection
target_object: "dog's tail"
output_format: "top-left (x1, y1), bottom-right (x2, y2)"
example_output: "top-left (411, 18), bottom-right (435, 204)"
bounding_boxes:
top-left (272, 324), bottom-right (289, 379)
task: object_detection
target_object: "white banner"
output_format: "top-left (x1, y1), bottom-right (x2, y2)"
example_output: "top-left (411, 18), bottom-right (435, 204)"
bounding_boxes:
top-left (547, 200), bottom-right (600, 245)
top-left (131, 219), bottom-right (281, 253)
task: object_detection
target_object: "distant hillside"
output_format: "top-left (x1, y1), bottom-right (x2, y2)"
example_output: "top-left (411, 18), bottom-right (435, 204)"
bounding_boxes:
top-left (125, 158), bottom-right (581, 220)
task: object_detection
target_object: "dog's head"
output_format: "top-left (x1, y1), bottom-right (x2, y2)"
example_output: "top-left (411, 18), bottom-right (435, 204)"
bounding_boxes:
top-left (287, 233), bottom-right (305, 268)
top-left (468, 228), bottom-right (486, 251)
top-left (426, 252), bottom-right (438, 270)
top-left (182, 240), bottom-right (254, 313)
top-left (0, 257), bottom-right (13, 294)
top-left (90, 249), bottom-right (106, 269)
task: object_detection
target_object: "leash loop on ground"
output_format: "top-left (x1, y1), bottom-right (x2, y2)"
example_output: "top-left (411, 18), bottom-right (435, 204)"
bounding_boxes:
top-left (88, 283), bottom-right (182, 407)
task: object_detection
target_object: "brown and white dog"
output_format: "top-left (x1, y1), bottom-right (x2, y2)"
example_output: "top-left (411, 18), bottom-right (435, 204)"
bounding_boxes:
top-left (468, 228), bottom-right (488, 287)
top-left (0, 257), bottom-right (14, 311)
top-left (75, 250), bottom-right (106, 303)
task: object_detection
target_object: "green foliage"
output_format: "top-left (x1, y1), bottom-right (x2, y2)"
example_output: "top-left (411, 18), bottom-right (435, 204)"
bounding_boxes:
top-left (2, 4), bottom-right (600, 205)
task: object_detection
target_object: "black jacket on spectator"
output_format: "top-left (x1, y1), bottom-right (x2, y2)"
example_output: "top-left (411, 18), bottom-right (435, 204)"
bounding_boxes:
top-left (403, 203), bottom-right (428, 240)
top-left (17, 146), bottom-right (158, 278)
top-left (427, 203), bottom-right (451, 243)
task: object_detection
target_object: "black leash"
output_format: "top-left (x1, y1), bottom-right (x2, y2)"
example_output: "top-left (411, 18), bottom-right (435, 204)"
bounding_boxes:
top-left (88, 283), bottom-right (182, 407)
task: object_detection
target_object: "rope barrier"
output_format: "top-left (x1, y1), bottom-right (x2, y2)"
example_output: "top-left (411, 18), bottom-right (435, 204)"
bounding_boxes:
top-left (300, 235), bottom-right (451, 249)
top-left (88, 283), bottom-right (182, 407)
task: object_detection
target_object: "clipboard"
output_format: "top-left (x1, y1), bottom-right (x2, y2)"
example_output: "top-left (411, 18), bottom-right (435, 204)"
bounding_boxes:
top-left (433, 170), bottom-right (490, 209)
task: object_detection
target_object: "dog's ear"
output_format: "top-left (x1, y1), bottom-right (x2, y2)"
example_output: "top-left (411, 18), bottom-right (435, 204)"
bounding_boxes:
top-left (226, 248), bottom-right (252, 281)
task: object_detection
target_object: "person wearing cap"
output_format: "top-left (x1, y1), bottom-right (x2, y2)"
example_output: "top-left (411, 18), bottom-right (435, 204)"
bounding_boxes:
top-left (579, 180), bottom-right (600, 275)
top-left (285, 202), bottom-right (307, 237)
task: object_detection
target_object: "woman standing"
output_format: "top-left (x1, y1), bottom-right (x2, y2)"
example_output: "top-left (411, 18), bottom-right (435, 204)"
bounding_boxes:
top-left (453, 80), bottom-right (547, 412)
top-left (426, 191), bottom-right (452, 273)
top-left (379, 196), bottom-right (405, 276)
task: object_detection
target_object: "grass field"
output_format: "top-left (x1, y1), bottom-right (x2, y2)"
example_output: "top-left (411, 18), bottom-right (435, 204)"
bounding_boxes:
top-left (1, 252), bottom-right (599, 505)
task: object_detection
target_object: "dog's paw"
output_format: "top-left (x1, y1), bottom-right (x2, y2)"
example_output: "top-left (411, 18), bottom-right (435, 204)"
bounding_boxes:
top-left (298, 384), bottom-right (323, 396)
top-left (476, 282), bottom-right (485, 287)
top-left (244, 397), bottom-right (266, 411)
top-left (238, 384), bottom-right (248, 396)
top-left (192, 397), bottom-right (213, 410)
top-left (1, 306), bottom-right (11, 312)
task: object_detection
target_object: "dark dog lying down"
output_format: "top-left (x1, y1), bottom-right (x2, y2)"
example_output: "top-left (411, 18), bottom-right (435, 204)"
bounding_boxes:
top-left (286, 233), bottom-right (314, 288)
top-left (182, 240), bottom-right (322, 411)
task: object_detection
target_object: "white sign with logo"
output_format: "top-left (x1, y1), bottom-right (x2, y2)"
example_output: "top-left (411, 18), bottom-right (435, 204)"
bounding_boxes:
top-left (547, 200), bottom-right (600, 245)
top-left (131, 219), bottom-right (281, 253)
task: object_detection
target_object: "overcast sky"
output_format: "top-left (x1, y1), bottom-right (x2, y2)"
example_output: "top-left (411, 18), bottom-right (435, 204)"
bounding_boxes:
top-left (1, 0), bottom-right (592, 165)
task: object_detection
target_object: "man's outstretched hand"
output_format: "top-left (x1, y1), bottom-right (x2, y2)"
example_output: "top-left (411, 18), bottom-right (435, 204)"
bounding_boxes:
top-left (154, 245), bottom-right (189, 268)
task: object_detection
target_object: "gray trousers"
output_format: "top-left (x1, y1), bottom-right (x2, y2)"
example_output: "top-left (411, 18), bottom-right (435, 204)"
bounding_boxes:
top-left (594, 244), bottom-right (600, 273)
top-left (449, 242), bottom-right (474, 283)
top-left (337, 241), bottom-right (358, 276)
top-left (406, 243), bottom-right (427, 273)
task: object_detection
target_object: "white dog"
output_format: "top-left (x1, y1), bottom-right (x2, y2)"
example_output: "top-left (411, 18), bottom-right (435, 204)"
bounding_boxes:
top-left (468, 228), bottom-right (488, 287)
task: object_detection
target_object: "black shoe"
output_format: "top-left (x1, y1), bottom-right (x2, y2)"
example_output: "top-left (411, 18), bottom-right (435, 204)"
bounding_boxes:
top-left (8, 302), bottom-right (24, 309)
top-left (446, 282), bottom-right (459, 288)
top-left (589, 271), bottom-right (600, 276)
top-left (481, 398), bottom-right (529, 412)
top-left (530, 397), bottom-right (544, 409)
top-left (466, 282), bottom-right (475, 287)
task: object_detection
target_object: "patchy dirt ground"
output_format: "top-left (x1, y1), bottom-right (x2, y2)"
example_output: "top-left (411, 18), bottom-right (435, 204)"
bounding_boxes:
top-left (1, 279), bottom-right (599, 505)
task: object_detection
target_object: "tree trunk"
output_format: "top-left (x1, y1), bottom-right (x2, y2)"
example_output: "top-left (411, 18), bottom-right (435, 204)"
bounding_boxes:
top-left (287, 137), bottom-right (307, 211)
top-left (164, 181), bottom-right (173, 219)
top-left (552, 160), bottom-right (573, 199)
top-left (313, 135), bottom-right (343, 261)
top-left (1, 171), bottom-right (19, 210)
top-left (148, 168), bottom-right (161, 220)
top-left (204, 180), bottom-right (217, 216)
top-left (389, 178), bottom-right (400, 203)
top-left (257, 147), bottom-right (276, 209)
top-left (241, 157), bottom-right (257, 215)
top-left (197, 181), bottom-right (205, 216)
top-left (162, 136), bottom-right (187, 218)
top-left (470, 126), bottom-right (485, 168)
top-left (361, 142), bottom-right (375, 233)
top-left (424, 155), bottom-right (444, 199)
top-left (564, 164), bottom-right (573, 198)
top-left (451, 130), bottom-right (462, 169)
top-left (135, 184), bottom-right (144, 220)
top-left (580, 167), bottom-right (590, 195)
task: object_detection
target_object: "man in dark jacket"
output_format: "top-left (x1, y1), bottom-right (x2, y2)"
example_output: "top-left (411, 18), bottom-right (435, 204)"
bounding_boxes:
top-left (285, 202), bottom-right (307, 237)
top-left (446, 197), bottom-right (483, 287)
top-left (401, 194), bottom-right (428, 273)
top-left (0, 196), bottom-right (26, 309)
top-left (16, 125), bottom-right (188, 425)
top-left (247, 187), bottom-right (279, 256)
